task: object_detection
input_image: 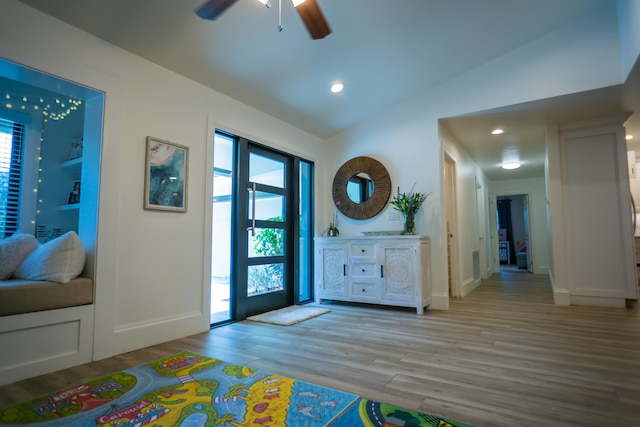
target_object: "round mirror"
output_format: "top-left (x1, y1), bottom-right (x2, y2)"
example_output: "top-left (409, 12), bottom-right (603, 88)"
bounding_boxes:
top-left (332, 156), bottom-right (391, 219)
top-left (347, 173), bottom-right (374, 204)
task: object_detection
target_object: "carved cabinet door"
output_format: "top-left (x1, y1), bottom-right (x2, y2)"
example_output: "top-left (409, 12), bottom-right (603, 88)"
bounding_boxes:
top-left (381, 245), bottom-right (415, 301)
top-left (318, 245), bottom-right (348, 297)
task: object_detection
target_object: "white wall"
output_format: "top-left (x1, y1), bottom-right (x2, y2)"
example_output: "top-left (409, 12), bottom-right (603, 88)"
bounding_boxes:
top-left (1, 1), bottom-right (328, 360)
top-left (327, 3), bottom-right (621, 309)
top-left (440, 123), bottom-right (490, 296)
top-left (617, 0), bottom-right (640, 78)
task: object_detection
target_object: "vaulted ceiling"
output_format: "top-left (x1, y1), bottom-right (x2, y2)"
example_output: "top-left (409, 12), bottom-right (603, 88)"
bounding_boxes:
top-left (15, 0), bottom-right (639, 181)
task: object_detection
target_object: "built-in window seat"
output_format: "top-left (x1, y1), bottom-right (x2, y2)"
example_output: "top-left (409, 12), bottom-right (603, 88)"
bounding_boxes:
top-left (0, 277), bottom-right (93, 316)
top-left (0, 231), bottom-right (95, 386)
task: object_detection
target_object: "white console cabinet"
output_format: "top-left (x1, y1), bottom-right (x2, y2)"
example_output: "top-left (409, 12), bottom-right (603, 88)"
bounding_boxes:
top-left (315, 235), bottom-right (431, 314)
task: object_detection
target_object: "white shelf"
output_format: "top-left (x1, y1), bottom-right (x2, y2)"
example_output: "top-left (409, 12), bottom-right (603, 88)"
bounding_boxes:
top-left (59, 203), bottom-right (80, 211)
top-left (60, 157), bottom-right (82, 173)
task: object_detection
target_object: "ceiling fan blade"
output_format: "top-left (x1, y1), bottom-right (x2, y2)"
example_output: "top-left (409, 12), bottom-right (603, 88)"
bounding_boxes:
top-left (294, 0), bottom-right (331, 40)
top-left (195, 0), bottom-right (239, 20)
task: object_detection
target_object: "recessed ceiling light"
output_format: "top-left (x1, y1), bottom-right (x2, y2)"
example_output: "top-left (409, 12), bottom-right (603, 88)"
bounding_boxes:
top-left (492, 128), bottom-right (504, 135)
top-left (330, 82), bottom-right (344, 93)
top-left (502, 161), bottom-right (521, 170)
top-left (626, 134), bottom-right (634, 140)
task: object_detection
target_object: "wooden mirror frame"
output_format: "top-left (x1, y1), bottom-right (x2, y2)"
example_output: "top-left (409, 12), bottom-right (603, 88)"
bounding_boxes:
top-left (332, 156), bottom-right (391, 219)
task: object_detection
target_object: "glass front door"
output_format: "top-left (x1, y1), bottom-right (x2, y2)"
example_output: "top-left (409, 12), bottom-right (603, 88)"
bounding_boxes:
top-left (211, 131), bottom-right (313, 324)
top-left (237, 144), bottom-right (292, 317)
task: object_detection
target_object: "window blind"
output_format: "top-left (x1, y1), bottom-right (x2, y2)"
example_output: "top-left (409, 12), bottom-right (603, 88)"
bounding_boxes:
top-left (0, 117), bottom-right (25, 238)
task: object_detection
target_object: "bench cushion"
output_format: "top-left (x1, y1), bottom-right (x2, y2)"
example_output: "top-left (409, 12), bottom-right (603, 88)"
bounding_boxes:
top-left (0, 277), bottom-right (93, 316)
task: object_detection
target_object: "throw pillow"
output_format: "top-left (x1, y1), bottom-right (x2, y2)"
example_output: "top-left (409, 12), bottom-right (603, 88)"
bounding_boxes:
top-left (0, 233), bottom-right (39, 280)
top-left (13, 231), bottom-right (86, 284)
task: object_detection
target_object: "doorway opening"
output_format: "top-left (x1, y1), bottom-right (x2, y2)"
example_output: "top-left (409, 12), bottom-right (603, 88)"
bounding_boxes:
top-left (496, 194), bottom-right (532, 273)
top-left (210, 130), bottom-right (314, 325)
top-left (444, 152), bottom-right (461, 297)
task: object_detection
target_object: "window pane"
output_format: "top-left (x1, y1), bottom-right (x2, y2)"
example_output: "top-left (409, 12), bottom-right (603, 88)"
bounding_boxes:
top-left (211, 132), bottom-right (233, 324)
top-left (299, 160), bottom-right (313, 301)
top-left (248, 263), bottom-right (284, 296)
top-left (0, 118), bottom-right (24, 238)
top-left (249, 228), bottom-right (284, 258)
top-left (249, 191), bottom-right (285, 221)
top-left (214, 133), bottom-right (234, 172)
top-left (250, 152), bottom-right (284, 188)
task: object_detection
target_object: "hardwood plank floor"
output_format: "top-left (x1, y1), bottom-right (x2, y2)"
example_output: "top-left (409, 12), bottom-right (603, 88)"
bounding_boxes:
top-left (1, 271), bottom-right (639, 426)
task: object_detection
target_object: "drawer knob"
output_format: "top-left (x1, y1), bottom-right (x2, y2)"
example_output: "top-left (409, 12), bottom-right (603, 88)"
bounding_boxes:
top-left (362, 288), bottom-right (366, 292)
top-left (361, 249), bottom-right (365, 253)
top-left (362, 269), bottom-right (365, 272)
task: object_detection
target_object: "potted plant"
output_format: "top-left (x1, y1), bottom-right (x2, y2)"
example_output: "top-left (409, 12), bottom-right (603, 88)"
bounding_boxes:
top-left (325, 211), bottom-right (340, 236)
top-left (390, 186), bottom-right (430, 235)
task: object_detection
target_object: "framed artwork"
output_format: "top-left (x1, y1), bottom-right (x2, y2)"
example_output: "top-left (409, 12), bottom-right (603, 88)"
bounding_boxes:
top-left (144, 137), bottom-right (189, 212)
top-left (68, 137), bottom-right (84, 160)
top-left (67, 180), bottom-right (81, 205)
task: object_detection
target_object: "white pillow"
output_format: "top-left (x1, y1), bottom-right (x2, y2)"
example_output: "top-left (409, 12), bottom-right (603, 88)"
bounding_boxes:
top-left (14, 231), bottom-right (86, 284)
top-left (0, 233), bottom-right (39, 280)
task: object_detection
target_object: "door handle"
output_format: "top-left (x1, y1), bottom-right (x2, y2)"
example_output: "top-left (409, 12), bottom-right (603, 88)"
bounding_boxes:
top-left (246, 182), bottom-right (256, 236)
top-left (380, 265), bottom-right (384, 278)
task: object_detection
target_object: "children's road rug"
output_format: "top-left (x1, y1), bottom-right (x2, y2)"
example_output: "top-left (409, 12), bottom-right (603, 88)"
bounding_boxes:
top-left (247, 305), bottom-right (330, 326)
top-left (0, 351), bottom-right (473, 427)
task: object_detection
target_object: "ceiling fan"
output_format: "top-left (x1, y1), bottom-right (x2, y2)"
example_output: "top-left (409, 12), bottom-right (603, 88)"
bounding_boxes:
top-left (195, 0), bottom-right (331, 40)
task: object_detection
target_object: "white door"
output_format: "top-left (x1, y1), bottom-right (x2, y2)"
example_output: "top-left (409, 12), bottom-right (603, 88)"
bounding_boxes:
top-left (523, 194), bottom-right (533, 273)
top-left (445, 153), bottom-right (460, 297)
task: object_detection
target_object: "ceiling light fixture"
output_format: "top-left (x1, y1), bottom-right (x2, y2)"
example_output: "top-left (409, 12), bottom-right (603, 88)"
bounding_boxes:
top-left (502, 161), bottom-right (521, 170)
top-left (330, 82), bottom-right (344, 93)
top-left (492, 128), bottom-right (504, 135)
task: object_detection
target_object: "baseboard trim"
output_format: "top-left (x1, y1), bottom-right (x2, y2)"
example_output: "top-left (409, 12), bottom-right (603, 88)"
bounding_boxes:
top-left (462, 277), bottom-right (481, 297)
top-left (553, 289), bottom-right (571, 305)
top-left (570, 295), bottom-right (626, 308)
top-left (430, 293), bottom-right (449, 310)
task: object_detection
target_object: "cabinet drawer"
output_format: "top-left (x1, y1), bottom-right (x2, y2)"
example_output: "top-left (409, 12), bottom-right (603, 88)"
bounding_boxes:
top-left (351, 243), bottom-right (376, 258)
top-left (351, 281), bottom-right (378, 299)
top-left (350, 262), bottom-right (378, 278)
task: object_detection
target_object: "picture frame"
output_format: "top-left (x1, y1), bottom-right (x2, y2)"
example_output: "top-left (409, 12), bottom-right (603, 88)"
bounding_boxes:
top-left (68, 137), bottom-right (84, 161)
top-left (67, 179), bottom-right (81, 205)
top-left (144, 136), bottom-right (189, 212)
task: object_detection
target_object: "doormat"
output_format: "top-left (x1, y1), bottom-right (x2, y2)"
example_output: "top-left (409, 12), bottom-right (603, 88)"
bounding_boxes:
top-left (247, 305), bottom-right (330, 326)
top-left (0, 351), bottom-right (474, 427)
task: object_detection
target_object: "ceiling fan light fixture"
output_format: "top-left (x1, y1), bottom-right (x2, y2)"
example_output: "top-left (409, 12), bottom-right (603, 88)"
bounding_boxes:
top-left (293, 0), bottom-right (331, 39)
top-left (195, 0), bottom-right (239, 20)
top-left (196, 0), bottom-right (330, 39)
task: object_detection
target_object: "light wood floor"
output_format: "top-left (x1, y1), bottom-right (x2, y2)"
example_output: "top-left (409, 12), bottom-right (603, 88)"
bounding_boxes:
top-left (2, 271), bottom-right (639, 426)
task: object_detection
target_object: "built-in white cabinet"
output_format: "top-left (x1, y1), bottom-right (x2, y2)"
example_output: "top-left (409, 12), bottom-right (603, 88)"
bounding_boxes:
top-left (315, 235), bottom-right (431, 314)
